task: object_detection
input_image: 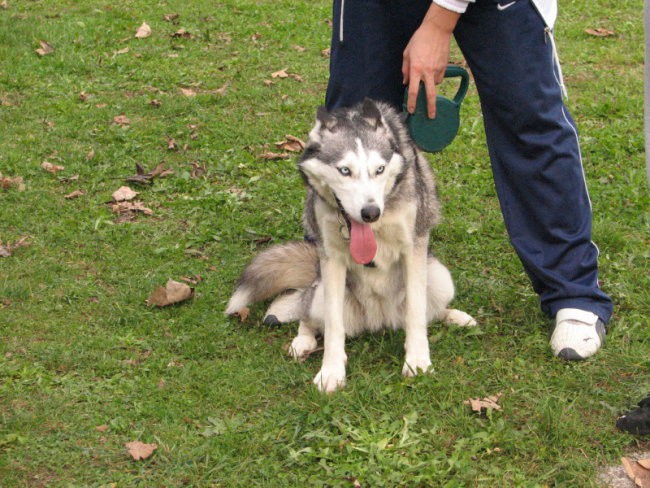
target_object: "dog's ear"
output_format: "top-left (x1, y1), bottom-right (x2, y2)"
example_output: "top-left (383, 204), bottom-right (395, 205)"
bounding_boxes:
top-left (315, 105), bottom-right (338, 132)
top-left (361, 98), bottom-right (383, 129)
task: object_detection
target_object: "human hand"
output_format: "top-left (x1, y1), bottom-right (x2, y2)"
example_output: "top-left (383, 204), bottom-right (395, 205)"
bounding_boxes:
top-left (402, 4), bottom-right (460, 118)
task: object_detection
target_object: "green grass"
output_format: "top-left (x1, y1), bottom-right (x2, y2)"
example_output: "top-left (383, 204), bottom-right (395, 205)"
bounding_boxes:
top-left (1, 1), bottom-right (648, 486)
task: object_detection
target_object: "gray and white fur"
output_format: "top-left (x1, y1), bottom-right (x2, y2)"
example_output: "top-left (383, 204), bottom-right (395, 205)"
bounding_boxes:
top-left (226, 99), bottom-right (476, 393)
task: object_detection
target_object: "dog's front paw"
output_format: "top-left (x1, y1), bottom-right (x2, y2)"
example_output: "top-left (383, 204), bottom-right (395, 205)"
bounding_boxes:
top-left (402, 355), bottom-right (433, 377)
top-left (288, 335), bottom-right (318, 360)
top-left (313, 364), bottom-right (346, 394)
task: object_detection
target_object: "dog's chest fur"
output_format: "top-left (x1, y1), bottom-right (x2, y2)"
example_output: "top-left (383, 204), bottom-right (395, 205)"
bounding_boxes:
top-left (315, 197), bottom-right (421, 332)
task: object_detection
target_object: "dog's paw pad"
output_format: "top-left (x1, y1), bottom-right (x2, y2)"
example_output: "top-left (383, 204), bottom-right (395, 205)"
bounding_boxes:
top-left (445, 309), bottom-right (477, 327)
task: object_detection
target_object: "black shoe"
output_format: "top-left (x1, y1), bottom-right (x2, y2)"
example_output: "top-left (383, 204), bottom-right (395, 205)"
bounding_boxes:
top-left (616, 397), bottom-right (650, 436)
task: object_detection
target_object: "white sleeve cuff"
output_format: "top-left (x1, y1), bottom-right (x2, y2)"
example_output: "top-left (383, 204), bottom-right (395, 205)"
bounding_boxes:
top-left (432, 0), bottom-right (473, 14)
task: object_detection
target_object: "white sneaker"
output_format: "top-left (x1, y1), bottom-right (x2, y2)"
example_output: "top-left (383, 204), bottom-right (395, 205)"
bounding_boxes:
top-left (549, 308), bottom-right (606, 360)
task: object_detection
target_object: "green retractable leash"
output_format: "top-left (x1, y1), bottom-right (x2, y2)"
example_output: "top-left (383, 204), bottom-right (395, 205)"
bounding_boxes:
top-left (403, 65), bottom-right (470, 153)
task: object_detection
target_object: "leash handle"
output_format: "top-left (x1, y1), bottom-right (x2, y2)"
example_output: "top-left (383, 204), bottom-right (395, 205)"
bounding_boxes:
top-left (444, 65), bottom-right (470, 107)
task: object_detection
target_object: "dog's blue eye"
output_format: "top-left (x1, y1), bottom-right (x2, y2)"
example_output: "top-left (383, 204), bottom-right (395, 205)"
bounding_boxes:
top-left (338, 167), bottom-right (351, 176)
top-left (376, 165), bottom-right (385, 175)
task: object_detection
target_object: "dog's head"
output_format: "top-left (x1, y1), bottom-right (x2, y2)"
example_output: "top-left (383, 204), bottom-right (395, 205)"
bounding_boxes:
top-left (298, 98), bottom-right (406, 225)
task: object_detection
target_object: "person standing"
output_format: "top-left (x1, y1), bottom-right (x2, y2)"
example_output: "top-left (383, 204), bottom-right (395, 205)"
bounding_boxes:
top-left (324, 0), bottom-right (613, 360)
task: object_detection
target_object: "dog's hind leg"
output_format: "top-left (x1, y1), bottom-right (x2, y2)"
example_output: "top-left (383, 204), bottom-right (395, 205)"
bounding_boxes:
top-left (288, 320), bottom-right (319, 360)
top-left (426, 257), bottom-right (477, 327)
top-left (263, 290), bottom-right (302, 326)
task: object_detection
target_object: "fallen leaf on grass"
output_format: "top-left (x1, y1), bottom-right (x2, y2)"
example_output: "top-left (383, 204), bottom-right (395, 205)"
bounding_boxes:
top-left (111, 201), bottom-right (153, 217)
top-left (113, 114), bottom-right (130, 126)
top-left (135, 22), bottom-right (152, 39)
top-left (112, 186), bottom-right (138, 202)
top-left (166, 136), bottom-right (178, 151)
top-left (180, 87), bottom-right (197, 97)
top-left (275, 135), bottom-right (305, 153)
top-left (64, 190), bottom-right (85, 199)
top-left (41, 161), bottom-right (65, 174)
top-left (124, 163), bottom-right (173, 185)
top-left (1, 2), bottom-right (8, 10)
top-left (0, 174), bottom-right (25, 191)
top-left (95, 425), bottom-right (109, 432)
top-left (146, 279), bottom-right (194, 307)
top-left (622, 457), bottom-right (650, 487)
top-left (271, 68), bottom-right (289, 79)
top-left (585, 27), bottom-right (616, 37)
top-left (257, 151), bottom-right (291, 160)
top-left (0, 237), bottom-right (30, 258)
top-left (171, 28), bottom-right (192, 39)
top-left (189, 162), bottom-right (207, 178)
top-left (113, 47), bottom-right (130, 55)
top-left (59, 174), bottom-right (79, 183)
top-left (464, 393), bottom-right (502, 413)
top-left (125, 441), bottom-right (157, 460)
top-left (163, 13), bottom-right (179, 23)
top-left (35, 40), bottom-right (54, 56)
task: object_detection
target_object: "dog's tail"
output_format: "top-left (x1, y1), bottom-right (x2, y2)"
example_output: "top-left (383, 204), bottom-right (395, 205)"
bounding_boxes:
top-left (225, 241), bottom-right (318, 315)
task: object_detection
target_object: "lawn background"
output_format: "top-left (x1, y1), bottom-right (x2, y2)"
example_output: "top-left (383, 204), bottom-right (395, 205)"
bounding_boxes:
top-left (1, 0), bottom-right (648, 486)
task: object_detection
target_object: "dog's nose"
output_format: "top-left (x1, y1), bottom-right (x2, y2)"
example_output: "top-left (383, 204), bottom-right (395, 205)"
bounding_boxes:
top-left (361, 205), bottom-right (380, 223)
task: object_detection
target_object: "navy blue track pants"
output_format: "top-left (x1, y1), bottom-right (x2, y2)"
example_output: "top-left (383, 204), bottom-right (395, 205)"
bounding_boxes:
top-left (325, 0), bottom-right (613, 322)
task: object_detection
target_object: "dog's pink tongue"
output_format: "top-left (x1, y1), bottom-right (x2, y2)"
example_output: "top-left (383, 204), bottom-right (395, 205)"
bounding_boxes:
top-left (349, 220), bottom-right (377, 265)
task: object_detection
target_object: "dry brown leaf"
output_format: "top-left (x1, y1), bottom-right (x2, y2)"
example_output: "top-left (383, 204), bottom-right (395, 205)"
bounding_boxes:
top-left (271, 68), bottom-right (289, 79)
top-left (35, 40), bottom-right (54, 56)
top-left (640, 458), bottom-right (650, 470)
top-left (112, 186), bottom-right (138, 202)
top-left (146, 279), bottom-right (194, 307)
top-left (464, 393), bottom-right (503, 413)
top-left (180, 87), bottom-right (197, 97)
top-left (149, 163), bottom-right (173, 178)
top-left (275, 135), bottom-right (305, 153)
top-left (124, 163), bottom-right (172, 185)
top-left (585, 27), bottom-right (615, 37)
top-left (59, 174), bottom-right (79, 183)
top-left (0, 174), bottom-right (25, 191)
top-left (125, 441), bottom-right (157, 461)
top-left (41, 161), bottom-right (65, 174)
top-left (166, 136), bottom-right (178, 151)
top-left (95, 425), bottom-right (109, 432)
top-left (257, 151), bottom-right (291, 160)
top-left (135, 22), bottom-right (152, 39)
top-left (0, 237), bottom-right (30, 258)
top-left (111, 201), bottom-right (153, 216)
top-left (321, 48), bottom-right (331, 58)
top-left (189, 162), bottom-right (207, 178)
top-left (64, 190), bottom-right (85, 199)
top-left (86, 148), bottom-right (95, 160)
top-left (163, 13), bottom-right (179, 23)
top-left (150, 99), bottom-right (162, 107)
top-left (292, 45), bottom-right (306, 52)
top-left (622, 457), bottom-right (650, 488)
top-left (113, 47), bottom-right (130, 55)
top-left (113, 114), bottom-right (130, 126)
top-left (0, 2), bottom-right (8, 10)
top-left (171, 28), bottom-right (192, 39)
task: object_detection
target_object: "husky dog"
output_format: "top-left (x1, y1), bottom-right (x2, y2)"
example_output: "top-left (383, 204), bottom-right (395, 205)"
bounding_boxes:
top-left (226, 99), bottom-right (476, 393)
